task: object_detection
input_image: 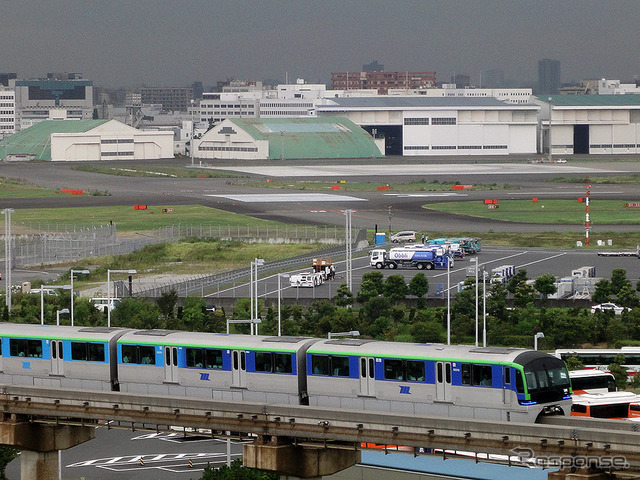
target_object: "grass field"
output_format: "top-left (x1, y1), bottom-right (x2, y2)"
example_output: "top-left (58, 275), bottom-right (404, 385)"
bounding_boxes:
top-left (72, 164), bottom-right (240, 178)
top-left (424, 199), bottom-right (640, 224)
top-left (12, 205), bottom-right (288, 233)
top-left (0, 177), bottom-right (76, 198)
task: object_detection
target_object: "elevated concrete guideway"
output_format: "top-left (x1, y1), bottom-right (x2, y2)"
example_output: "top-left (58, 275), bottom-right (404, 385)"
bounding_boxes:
top-left (2, 385), bottom-right (640, 479)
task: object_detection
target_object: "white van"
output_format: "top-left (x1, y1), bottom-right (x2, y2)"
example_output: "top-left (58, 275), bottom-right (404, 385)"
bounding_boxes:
top-left (390, 231), bottom-right (416, 243)
top-left (90, 297), bottom-right (120, 313)
top-left (29, 288), bottom-right (59, 296)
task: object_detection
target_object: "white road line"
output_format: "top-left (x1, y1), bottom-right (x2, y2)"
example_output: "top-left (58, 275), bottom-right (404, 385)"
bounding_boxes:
top-left (206, 193), bottom-right (367, 202)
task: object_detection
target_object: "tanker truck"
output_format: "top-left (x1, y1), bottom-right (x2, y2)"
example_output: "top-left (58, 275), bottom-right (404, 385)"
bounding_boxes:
top-left (369, 246), bottom-right (453, 270)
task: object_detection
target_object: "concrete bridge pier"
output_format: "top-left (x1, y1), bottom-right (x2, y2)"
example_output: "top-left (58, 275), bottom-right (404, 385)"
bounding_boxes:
top-left (244, 435), bottom-right (360, 479)
top-left (0, 414), bottom-right (95, 480)
top-left (548, 468), bottom-right (610, 479)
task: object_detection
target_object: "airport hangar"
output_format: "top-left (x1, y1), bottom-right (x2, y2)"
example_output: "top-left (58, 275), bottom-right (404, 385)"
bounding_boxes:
top-left (0, 119), bottom-right (174, 162)
top-left (532, 94), bottom-right (640, 156)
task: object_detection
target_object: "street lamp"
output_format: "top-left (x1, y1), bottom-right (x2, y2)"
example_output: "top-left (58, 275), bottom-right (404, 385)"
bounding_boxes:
top-left (107, 269), bottom-right (137, 327)
top-left (70, 269), bottom-right (90, 326)
top-left (250, 259), bottom-right (264, 335)
top-left (470, 258), bottom-right (479, 347)
top-left (534, 332), bottom-right (545, 351)
top-left (447, 254), bottom-right (451, 345)
top-left (40, 285), bottom-right (71, 325)
top-left (190, 98), bottom-right (195, 166)
top-left (2, 208), bottom-right (14, 312)
top-left (278, 273), bottom-right (289, 337)
top-left (56, 308), bottom-right (70, 326)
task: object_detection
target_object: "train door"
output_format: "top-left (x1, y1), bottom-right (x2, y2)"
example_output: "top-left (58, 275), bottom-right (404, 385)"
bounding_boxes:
top-left (435, 362), bottom-right (452, 402)
top-left (503, 366), bottom-right (513, 405)
top-left (50, 340), bottom-right (64, 376)
top-left (164, 346), bottom-right (178, 383)
top-left (231, 350), bottom-right (246, 388)
top-left (359, 357), bottom-right (376, 396)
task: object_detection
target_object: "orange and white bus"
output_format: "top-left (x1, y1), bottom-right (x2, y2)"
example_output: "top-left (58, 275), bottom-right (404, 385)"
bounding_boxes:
top-left (569, 369), bottom-right (616, 395)
top-left (571, 392), bottom-right (640, 419)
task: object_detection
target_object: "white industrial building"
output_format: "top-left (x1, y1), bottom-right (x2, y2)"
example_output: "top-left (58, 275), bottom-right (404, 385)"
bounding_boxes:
top-left (533, 94), bottom-right (640, 155)
top-left (598, 79), bottom-right (640, 95)
top-left (388, 85), bottom-right (533, 104)
top-left (0, 87), bottom-right (15, 139)
top-left (317, 97), bottom-right (539, 156)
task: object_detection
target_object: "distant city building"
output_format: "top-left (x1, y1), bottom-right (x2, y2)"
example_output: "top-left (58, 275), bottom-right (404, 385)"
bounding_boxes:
top-left (451, 74), bottom-right (471, 88)
top-left (0, 73), bottom-right (17, 87)
top-left (140, 87), bottom-right (193, 112)
top-left (0, 86), bottom-right (16, 139)
top-left (538, 58), bottom-right (561, 95)
top-left (11, 77), bottom-right (94, 131)
top-left (363, 60), bottom-right (384, 72)
top-left (331, 70), bottom-right (436, 94)
top-left (558, 80), bottom-right (598, 95)
top-left (387, 85), bottom-right (532, 104)
top-left (191, 81), bottom-right (203, 99)
top-left (598, 78), bottom-right (640, 95)
top-left (481, 69), bottom-right (505, 88)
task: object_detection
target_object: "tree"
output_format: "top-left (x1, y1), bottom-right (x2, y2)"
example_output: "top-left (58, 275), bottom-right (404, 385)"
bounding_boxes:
top-left (157, 290), bottom-right (178, 320)
top-left (616, 285), bottom-right (640, 309)
top-left (533, 274), bottom-right (557, 302)
top-left (0, 446), bottom-right (17, 480)
top-left (592, 279), bottom-right (611, 304)
top-left (333, 283), bottom-right (354, 307)
top-left (563, 355), bottom-right (584, 371)
top-left (610, 269), bottom-right (632, 297)
top-left (383, 274), bottom-right (408, 303)
top-left (506, 270), bottom-right (528, 295)
top-left (200, 458), bottom-right (278, 480)
top-left (513, 283), bottom-right (537, 307)
top-left (409, 273), bottom-right (429, 308)
top-left (608, 354), bottom-right (629, 390)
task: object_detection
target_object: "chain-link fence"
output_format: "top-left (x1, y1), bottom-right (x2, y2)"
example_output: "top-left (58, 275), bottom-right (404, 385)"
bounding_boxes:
top-left (1, 223), bottom-right (361, 269)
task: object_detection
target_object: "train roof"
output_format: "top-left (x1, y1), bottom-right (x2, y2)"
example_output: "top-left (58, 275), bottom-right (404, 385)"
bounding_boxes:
top-left (117, 331), bottom-right (318, 352)
top-left (307, 339), bottom-right (539, 364)
top-left (0, 323), bottom-right (128, 341)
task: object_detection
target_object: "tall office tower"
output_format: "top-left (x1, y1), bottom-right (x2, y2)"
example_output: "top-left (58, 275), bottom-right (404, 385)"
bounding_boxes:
top-left (538, 58), bottom-right (561, 94)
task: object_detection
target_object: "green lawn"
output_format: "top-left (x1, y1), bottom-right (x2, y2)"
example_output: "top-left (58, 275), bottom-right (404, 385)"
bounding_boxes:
top-left (12, 205), bottom-right (287, 233)
top-left (235, 179), bottom-right (515, 192)
top-left (424, 199), bottom-right (640, 224)
top-left (72, 164), bottom-right (240, 178)
top-left (0, 177), bottom-right (71, 198)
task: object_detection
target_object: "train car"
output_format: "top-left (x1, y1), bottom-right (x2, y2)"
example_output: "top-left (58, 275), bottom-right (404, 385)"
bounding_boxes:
top-left (0, 323), bottom-right (128, 391)
top-left (306, 340), bottom-right (572, 423)
top-left (116, 331), bottom-right (319, 404)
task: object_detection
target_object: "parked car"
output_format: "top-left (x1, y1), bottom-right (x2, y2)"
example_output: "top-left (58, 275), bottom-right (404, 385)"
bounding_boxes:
top-left (590, 303), bottom-right (629, 315)
top-left (390, 231), bottom-right (416, 243)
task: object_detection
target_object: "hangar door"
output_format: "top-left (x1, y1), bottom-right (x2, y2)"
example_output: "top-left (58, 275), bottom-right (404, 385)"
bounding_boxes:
top-left (573, 125), bottom-right (589, 154)
top-left (361, 125), bottom-right (402, 156)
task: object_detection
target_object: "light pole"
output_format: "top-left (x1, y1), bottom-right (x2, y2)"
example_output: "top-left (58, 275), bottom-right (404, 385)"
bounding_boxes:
top-left (447, 255), bottom-right (451, 345)
top-left (250, 259), bottom-right (264, 335)
top-left (2, 208), bottom-right (14, 312)
top-left (483, 270), bottom-right (487, 347)
top-left (40, 285), bottom-right (71, 325)
top-left (190, 98), bottom-right (195, 166)
top-left (107, 269), bottom-right (137, 327)
top-left (56, 308), bottom-right (70, 326)
top-left (278, 273), bottom-right (289, 337)
top-left (471, 258), bottom-right (478, 347)
top-left (70, 269), bottom-right (90, 326)
top-left (534, 332), bottom-right (545, 351)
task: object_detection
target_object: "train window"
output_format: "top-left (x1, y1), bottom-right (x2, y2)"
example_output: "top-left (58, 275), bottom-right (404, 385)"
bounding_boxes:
top-left (312, 355), bottom-right (330, 375)
top-left (165, 347), bottom-right (170, 366)
top-left (360, 358), bottom-right (366, 378)
top-left (233, 351), bottom-right (238, 370)
top-left (186, 348), bottom-right (223, 369)
top-left (461, 364), bottom-right (471, 385)
top-left (9, 339), bottom-right (43, 358)
top-left (504, 367), bottom-right (511, 384)
top-left (274, 353), bottom-right (292, 373)
top-left (58, 342), bottom-right (63, 360)
top-left (332, 356), bottom-right (350, 377)
top-left (473, 365), bottom-right (492, 386)
top-left (369, 358), bottom-right (374, 378)
top-left (437, 363), bottom-right (443, 383)
top-left (384, 359), bottom-right (405, 380)
top-left (255, 352), bottom-right (273, 372)
top-left (630, 404), bottom-right (640, 412)
top-left (121, 345), bottom-right (155, 365)
top-left (572, 404), bottom-right (587, 414)
top-left (445, 364), bottom-right (451, 384)
top-left (71, 342), bottom-right (105, 362)
top-left (241, 352), bottom-right (246, 370)
top-left (516, 370), bottom-right (525, 394)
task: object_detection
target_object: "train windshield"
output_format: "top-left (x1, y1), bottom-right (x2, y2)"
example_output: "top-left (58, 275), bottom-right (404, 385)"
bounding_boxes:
top-left (519, 355), bottom-right (571, 403)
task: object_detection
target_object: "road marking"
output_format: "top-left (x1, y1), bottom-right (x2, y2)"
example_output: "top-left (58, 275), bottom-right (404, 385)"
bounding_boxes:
top-left (206, 193), bottom-right (367, 202)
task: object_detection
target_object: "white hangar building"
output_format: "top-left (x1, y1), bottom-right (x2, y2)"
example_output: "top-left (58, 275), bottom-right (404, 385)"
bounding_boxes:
top-left (0, 119), bottom-right (174, 161)
top-left (533, 94), bottom-right (640, 155)
top-left (316, 97), bottom-right (539, 156)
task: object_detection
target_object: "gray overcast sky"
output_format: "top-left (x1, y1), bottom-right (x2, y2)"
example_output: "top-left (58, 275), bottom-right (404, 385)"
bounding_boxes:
top-left (1, 0), bottom-right (639, 88)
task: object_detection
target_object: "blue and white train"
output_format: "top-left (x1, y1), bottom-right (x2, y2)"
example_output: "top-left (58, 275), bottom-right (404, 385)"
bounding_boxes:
top-left (0, 323), bottom-right (572, 423)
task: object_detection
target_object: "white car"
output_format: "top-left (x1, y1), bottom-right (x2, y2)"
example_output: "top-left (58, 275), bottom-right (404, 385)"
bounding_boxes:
top-left (390, 231), bottom-right (416, 243)
top-left (590, 303), bottom-right (629, 315)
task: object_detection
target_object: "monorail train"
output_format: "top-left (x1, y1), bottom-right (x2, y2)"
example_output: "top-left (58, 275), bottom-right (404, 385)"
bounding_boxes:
top-left (0, 324), bottom-right (572, 423)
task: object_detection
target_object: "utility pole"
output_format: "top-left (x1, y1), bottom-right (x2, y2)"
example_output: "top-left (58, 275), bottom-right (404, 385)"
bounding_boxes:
top-left (2, 208), bottom-right (14, 312)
